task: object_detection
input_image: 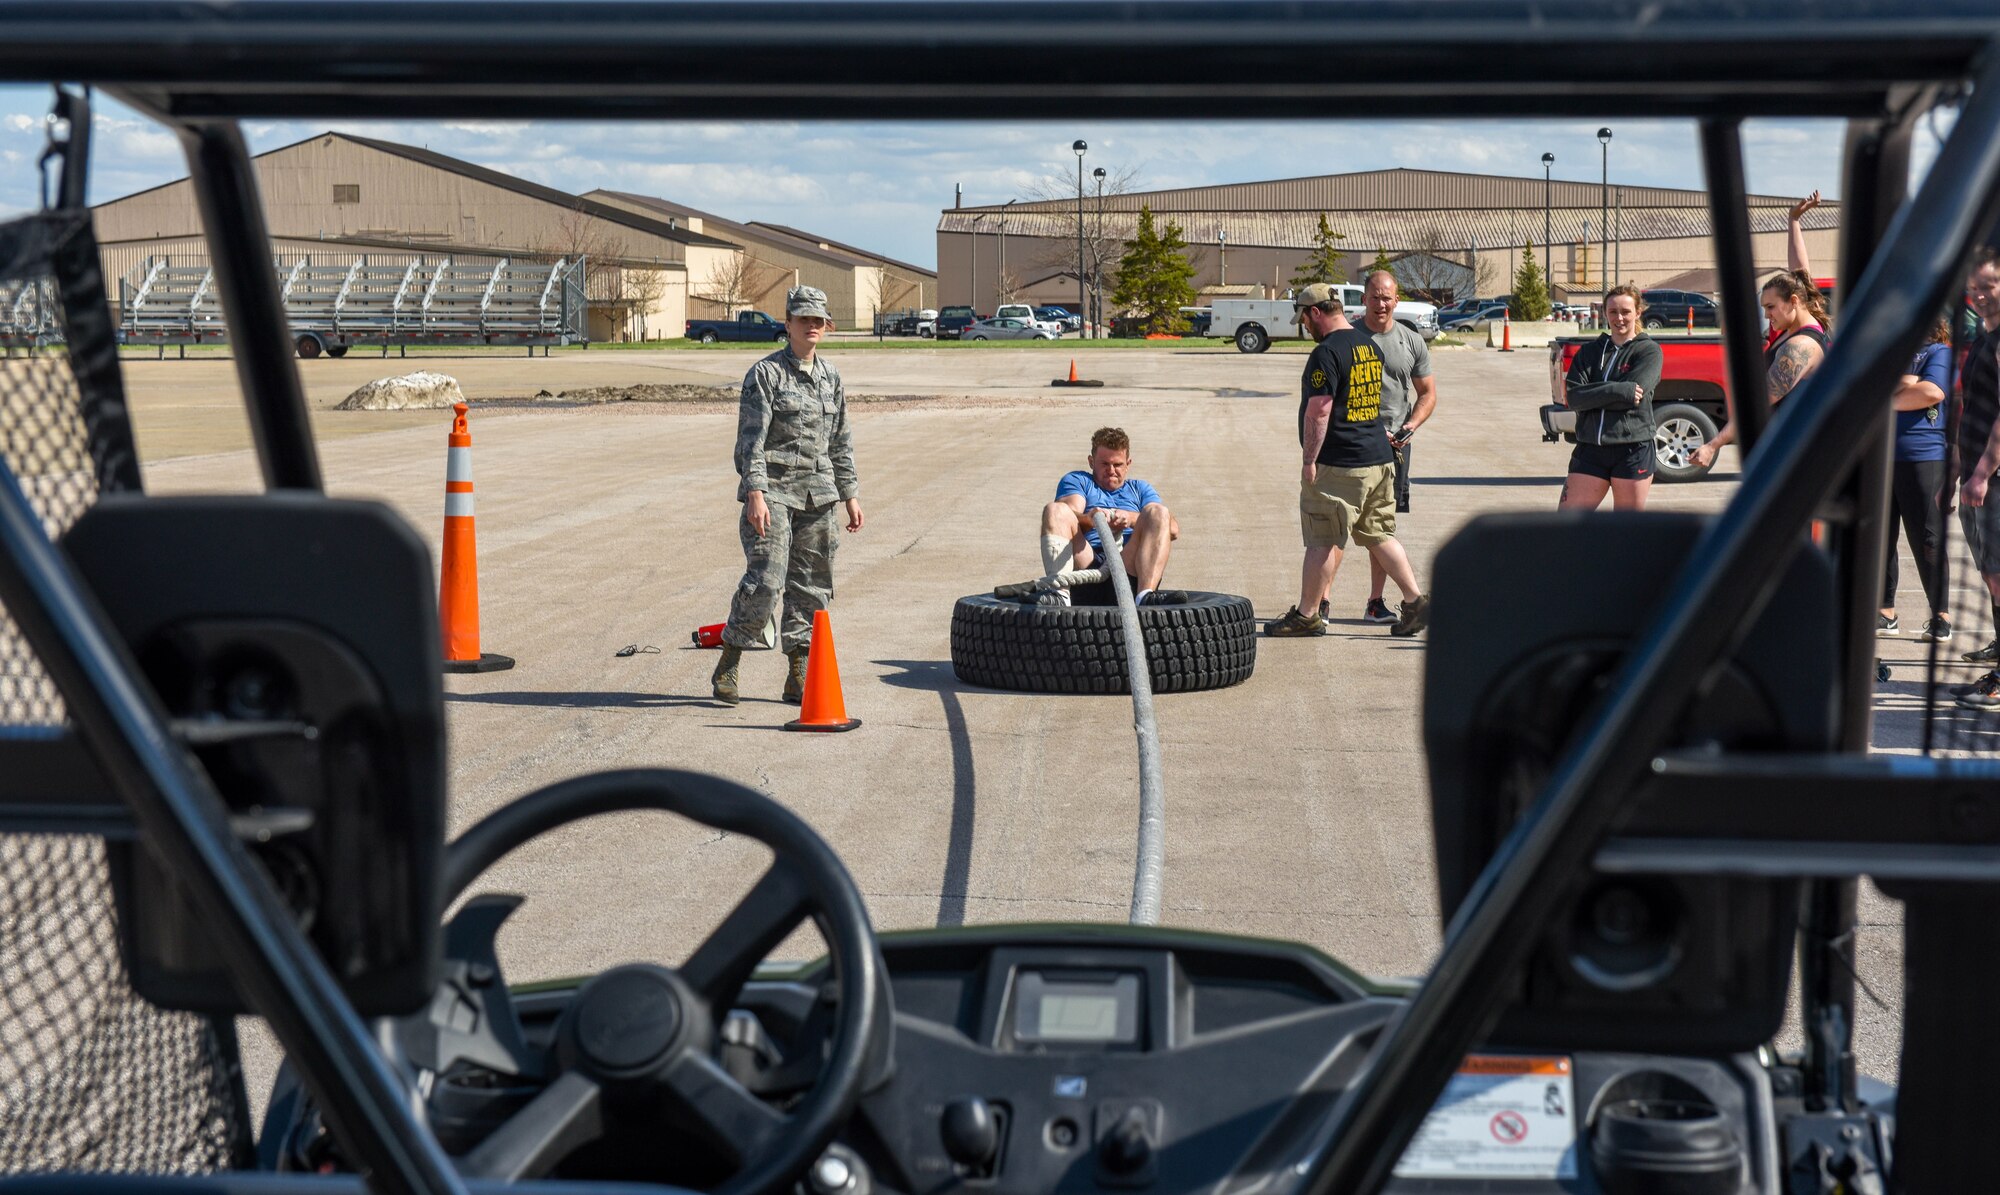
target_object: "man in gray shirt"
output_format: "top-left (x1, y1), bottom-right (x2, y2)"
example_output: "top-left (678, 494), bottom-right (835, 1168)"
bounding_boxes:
top-left (1357, 270), bottom-right (1437, 624)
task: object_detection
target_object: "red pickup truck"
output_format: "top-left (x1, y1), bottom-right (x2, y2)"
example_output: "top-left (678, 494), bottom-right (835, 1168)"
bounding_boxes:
top-left (1541, 335), bottom-right (1730, 482)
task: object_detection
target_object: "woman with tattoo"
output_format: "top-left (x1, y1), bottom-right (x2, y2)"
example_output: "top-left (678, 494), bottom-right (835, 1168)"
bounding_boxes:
top-left (1690, 271), bottom-right (1828, 471)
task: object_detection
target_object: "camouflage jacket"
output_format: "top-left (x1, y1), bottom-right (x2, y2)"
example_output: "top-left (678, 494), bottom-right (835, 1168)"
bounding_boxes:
top-left (734, 346), bottom-right (858, 509)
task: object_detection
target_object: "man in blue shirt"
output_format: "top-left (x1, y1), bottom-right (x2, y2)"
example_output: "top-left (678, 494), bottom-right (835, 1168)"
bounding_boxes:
top-left (1039, 426), bottom-right (1178, 606)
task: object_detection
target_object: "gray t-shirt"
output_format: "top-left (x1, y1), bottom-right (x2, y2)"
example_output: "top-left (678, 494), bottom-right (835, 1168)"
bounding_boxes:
top-left (1366, 320), bottom-right (1433, 429)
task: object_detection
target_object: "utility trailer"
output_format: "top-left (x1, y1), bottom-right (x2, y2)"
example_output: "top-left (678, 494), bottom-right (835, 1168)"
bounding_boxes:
top-left (118, 251), bottom-right (589, 358)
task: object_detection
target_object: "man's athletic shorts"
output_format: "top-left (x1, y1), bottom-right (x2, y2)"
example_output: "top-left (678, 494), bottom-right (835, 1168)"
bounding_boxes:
top-left (1568, 440), bottom-right (1655, 482)
top-left (1301, 462), bottom-right (1396, 550)
top-left (1961, 491), bottom-right (2000, 575)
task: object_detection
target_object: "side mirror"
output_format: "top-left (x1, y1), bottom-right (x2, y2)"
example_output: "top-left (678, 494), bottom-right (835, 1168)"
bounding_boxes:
top-left (64, 494), bottom-right (445, 1016)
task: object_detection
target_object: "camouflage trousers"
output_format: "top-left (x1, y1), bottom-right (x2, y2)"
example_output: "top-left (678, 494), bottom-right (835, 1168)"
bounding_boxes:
top-left (723, 500), bottom-right (839, 652)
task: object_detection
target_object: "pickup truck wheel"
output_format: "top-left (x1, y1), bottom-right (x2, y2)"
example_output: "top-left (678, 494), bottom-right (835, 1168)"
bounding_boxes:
top-left (1653, 402), bottom-right (1721, 482)
top-left (698, 329), bottom-right (719, 344)
top-left (951, 591), bottom-right (1257, 694)
top-left (1643, 316), bottom-right (1667, 330)
top-left (774, 330), bottom-right (787, 341)
top-left (1235, 324), bottom-right (1269, 354)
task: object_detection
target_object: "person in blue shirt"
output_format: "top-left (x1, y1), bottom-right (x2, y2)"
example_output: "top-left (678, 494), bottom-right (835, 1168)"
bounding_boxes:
top-left (1882, 318), bottom-right (1955, 641)
top-left (1038, 426), bottom-right (1179, 606)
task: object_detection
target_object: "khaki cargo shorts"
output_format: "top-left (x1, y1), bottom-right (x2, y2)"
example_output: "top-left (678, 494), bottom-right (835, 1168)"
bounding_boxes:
top-left (1300, 462), bottom-right (1397, 550)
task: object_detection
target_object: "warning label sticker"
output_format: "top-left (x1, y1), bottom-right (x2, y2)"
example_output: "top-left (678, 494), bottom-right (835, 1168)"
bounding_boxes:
top-left (1392, 1054), bottom-right (1578, 1180)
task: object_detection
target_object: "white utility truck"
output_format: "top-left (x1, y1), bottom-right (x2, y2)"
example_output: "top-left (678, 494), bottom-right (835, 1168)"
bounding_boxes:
top-left (1211, 285), bottom-right (1440, 353)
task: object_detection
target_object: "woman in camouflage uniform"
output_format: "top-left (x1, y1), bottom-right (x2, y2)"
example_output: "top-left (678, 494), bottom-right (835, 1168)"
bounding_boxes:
top-left (712, 285), bottom-right (864, 704)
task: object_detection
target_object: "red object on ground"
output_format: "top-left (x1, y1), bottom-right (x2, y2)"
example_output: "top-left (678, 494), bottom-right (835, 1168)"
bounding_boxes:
top-left (692, 623), bottom-right (726, 648)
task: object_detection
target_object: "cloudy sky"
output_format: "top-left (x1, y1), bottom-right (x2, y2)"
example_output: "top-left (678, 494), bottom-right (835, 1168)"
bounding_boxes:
top-left (0, 85), bottom-right (1954, 268)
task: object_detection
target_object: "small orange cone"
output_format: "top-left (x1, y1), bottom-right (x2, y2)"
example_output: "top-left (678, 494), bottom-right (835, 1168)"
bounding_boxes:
top-left (783, 610), bottom-right (860, 732)
top-left (1499, 311), bottom-right (1514, 353)
top-left (1068, 359), bottom-right (1080, 383)
top-left (1687, 307), bottom-right (1694, 332)
top-left (440, 402), bottom-right (514, 674)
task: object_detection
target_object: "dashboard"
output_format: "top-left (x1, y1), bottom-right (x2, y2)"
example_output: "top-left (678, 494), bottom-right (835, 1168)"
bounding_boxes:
top-left (817, 926), bottom-right (1784, 1195)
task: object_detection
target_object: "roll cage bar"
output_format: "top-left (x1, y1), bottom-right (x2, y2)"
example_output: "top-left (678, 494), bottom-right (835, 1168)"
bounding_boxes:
top-left (6, 3), bottom-right (2000, 1193)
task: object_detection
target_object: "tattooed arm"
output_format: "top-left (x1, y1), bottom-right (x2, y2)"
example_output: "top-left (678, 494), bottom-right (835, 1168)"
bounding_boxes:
top-left (1692, 336), bottom-right (1824, 468)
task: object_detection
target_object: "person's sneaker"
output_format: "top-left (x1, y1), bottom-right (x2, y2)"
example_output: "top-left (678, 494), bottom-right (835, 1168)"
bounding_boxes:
top-left (1921, 616), bottom-right (1954, 643)
top-left (1265, 606), bottom-right (1327, 637)
top-left (1035, 588), bottom-right (1072, 607)
top-left (1955, 671), bottom-right (2000, 710)
top-left (1363, 597), bottom-right (1397, 624)
top-left (1391, 593), bottom-right (1432, 638)
top-left (1965, 638), bottom-right (1999, 663)
top-left (1877, 612), bottom-right (1900, 636)
top-left (1949, 671), bottom-right (1996, 698)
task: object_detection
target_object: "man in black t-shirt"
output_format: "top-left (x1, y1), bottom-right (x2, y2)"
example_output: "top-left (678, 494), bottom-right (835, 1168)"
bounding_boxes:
top-left (1951, 251), bottom-right (2000, 704)
top-left (1267, 283), bottom-right (1430, 638)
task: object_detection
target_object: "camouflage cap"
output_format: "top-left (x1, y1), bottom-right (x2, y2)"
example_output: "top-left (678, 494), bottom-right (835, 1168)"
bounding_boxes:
top-left (1293, 282), bottom-right (1338, 309)
top-left (787, 285), bottom-right (832, 319)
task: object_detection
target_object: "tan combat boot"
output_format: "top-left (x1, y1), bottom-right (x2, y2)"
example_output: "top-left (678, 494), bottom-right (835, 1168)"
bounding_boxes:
top-left (782, 647), bottom-right (811, 704)
top-left (711, 644), bottom-right (743, 705)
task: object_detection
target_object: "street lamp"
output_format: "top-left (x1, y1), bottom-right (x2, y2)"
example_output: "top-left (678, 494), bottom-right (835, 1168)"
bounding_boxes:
top-left (1074, 139), bottom-right (1088, 337)
top-left (1540, 151), bottom-right (1554, 287)
top-left (1000, 198), bottom-right (1016, 300)
top-left (1092, 165), bottom-right (1107, 332)
top-left (969, 212), bottom-right (990, 310)
top-left (1597, 128), bottom-right (1612, 289)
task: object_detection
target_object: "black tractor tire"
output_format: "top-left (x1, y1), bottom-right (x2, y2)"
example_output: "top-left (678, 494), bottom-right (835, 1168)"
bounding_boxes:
top-left (950, 591), bottom-right (1257, 695)
top-left (1652, 402), bottom-right (1721, 483)
top-left (295, 335), bottom-right (322, 359)
top-left (1235, 324), bottom-right (1269, 354)
top-left (698, 329), bottom-right (719, 344)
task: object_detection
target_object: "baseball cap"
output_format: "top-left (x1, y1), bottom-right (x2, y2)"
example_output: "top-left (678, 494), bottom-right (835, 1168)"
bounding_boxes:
top-left (1293, 282), bottom-right (1336, 309)
top-left (787, 286), bottom-right (832, 319)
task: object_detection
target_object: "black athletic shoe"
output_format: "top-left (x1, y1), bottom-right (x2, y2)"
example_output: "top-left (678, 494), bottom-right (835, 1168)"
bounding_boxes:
top-left (1956, 671), bottom-right (2000, 710)
top-left (1921, 616), bottom-right (1954, 643)
top-left (1266, 606), bottom-right (1328, 637)
top-left (1950, 671), bottom-right (1996, 699)
top-left (1391, 594), bottom-right (1431, 637)
top-left (1965, 639), bottom-right (1998, 663)
top-left (1363, 597), bottom-right (1396, 624)
top-left (1877, 612), bottom-right (1900, 636)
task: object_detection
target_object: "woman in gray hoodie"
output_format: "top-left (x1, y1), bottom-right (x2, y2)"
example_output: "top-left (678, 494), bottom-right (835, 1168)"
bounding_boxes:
top-left (1558, 284), bottom-right (1666, 511)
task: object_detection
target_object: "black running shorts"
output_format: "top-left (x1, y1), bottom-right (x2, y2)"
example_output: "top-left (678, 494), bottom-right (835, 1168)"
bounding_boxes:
top-left (1568, 440), bottom-right (1655, 482)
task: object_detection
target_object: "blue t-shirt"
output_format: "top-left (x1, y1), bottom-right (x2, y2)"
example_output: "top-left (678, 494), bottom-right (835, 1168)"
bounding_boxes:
top-left (1054, 471), bottom-right (1163, 550)
top-left (1895, 342), bottom-right (1951, 462)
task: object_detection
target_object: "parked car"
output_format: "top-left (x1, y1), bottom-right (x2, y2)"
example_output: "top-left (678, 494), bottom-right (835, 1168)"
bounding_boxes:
top-left (995, 303), bottom-right (1064, 336)
top-left (934, 305), bottom-right (979, 339)
top-left (1210, 286), bottom-right (1439, 353)
top-left (1441, 303), bottom-right (1511, 332)
top-left (1541, 334), bottom-right (1728, 482)
top-left (915, 308), bottom-right (937, 337)
top-left (1033, 305), bottom-right (1084, 332)
top-left (685, 310), bottom-right (786, 344)
top-left (963, 317), bottom-right (1057, 341)
top-left (1436, 297), bottom-right (1486, 320)
top-left (1639, 288), bottom-right (1721, 329)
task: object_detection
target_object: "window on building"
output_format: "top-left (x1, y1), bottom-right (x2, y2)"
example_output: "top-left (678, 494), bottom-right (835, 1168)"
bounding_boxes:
top-left (332, 184), bottom-right (360, 205)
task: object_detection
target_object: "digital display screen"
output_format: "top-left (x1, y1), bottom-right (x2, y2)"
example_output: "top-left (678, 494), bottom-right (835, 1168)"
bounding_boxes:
top-left (1014, 972), bottom-right (1141, 1045)
top-left (1037, 993), bottom-right (1122, 1040)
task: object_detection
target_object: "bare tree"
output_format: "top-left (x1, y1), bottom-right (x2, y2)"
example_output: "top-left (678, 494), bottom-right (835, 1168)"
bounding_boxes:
top-left (993, 265), bottom-right (1025, 304)
top-left (1395, 227), bottom-right (1480, 303)
top-left (696, 251), bottom-right (789, 319)
top-left (1023, 163), bottom-right (1143, 319)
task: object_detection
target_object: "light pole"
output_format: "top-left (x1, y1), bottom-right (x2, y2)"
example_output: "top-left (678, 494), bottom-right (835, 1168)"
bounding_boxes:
top-left (1073, 139), bottom-right (1088, 336)
top-left (1540, 151), bottom-right (1554, 286)
top-left (969, 212), bottom-right (990, 310)
top-left (1000, 198), bottom-right (1016, 300)
top-left (1218, 225), bottom-right (1228, 288)
top-left (1597, 128), bottom-right (1612, 289)
top-left (1092, 165), bottom-right (1107, 332)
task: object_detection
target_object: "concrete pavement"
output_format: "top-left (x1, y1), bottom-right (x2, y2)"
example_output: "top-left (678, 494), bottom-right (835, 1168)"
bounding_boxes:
top-left (122, 341), bottom-right (1907, 1085)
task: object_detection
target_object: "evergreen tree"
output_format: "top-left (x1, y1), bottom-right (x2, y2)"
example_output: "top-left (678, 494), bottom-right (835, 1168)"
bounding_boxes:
top-left (1366, 246), bottom-right (1397, 282)
top-left (1288, 213), bottom-right (1348, 290)
top-left (1111, 205), bottom-right (1199, 334)
top-left (1512, 242), bottom-right (1552, 321)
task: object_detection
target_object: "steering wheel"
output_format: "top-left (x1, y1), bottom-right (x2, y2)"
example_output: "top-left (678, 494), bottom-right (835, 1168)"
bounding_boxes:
top-left (414, 768), bottom-right (883, 1195)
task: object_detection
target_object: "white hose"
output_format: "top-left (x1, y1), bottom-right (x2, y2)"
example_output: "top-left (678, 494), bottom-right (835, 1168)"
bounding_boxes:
top-left (1090, 512), bottom-right (1166, 926)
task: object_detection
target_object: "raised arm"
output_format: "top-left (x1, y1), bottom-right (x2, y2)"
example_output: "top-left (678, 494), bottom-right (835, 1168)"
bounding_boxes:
top-left (1788, 190), bottom-right (1820, 279)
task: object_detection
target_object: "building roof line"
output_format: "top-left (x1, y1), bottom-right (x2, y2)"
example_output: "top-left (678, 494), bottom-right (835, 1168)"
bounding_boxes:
top-left (589, 190), bottom-right (873, 267)
top-left (746, 222), bottom-right (937, 279)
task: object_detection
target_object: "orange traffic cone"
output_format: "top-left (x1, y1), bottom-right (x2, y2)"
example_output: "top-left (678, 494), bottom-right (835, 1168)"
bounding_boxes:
top-left (1051, 358), bottom-right (1103, 388)
top-left (1499, 311), bottom-right (1514, 353)
top-left (783, 610), bottom-right (860, 732)
top-left (1687, 307), bottom-right (1694, 332)
top-left (1069, 359), bottom-right (1080, 383)
top-left (440, 402), bottom-right (514, 674)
